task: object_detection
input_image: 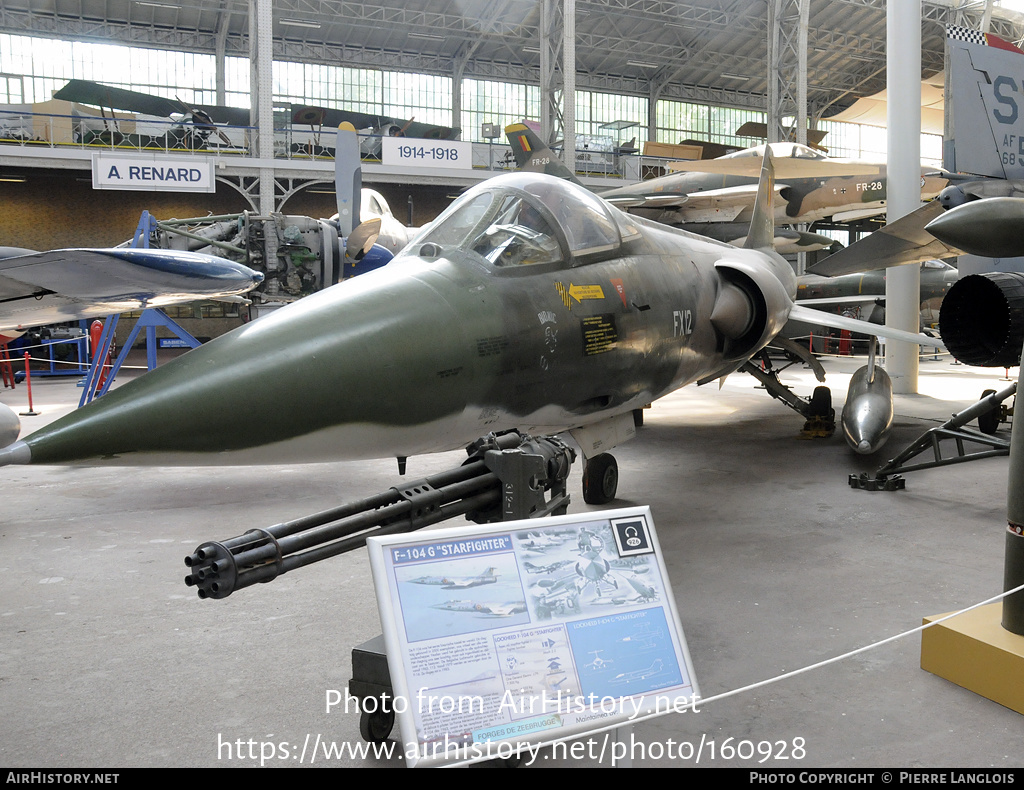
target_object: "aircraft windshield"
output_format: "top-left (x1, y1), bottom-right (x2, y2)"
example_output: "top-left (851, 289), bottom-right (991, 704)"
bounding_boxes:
top-left (408, 173), bottom-right (631, 267)
top-left (723, 142), bottom-right (826, 161)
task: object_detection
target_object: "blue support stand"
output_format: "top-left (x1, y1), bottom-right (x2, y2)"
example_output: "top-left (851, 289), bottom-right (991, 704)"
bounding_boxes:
top-left (79, 208), bottom-right (202, 407)
top-left (79, 309), bottom-right (201, 407)
top-left (131, 210), bottom-right (158, 249)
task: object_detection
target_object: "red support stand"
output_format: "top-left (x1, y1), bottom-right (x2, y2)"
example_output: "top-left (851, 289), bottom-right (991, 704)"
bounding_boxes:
top-left (839, 330), bottom-right (852, 356)
top-left (0, 342), bottom-right (13, 389)
top-left (20, 352), bottom-right (38, 416)
top-left (90, 320), bottom-right (112, 393)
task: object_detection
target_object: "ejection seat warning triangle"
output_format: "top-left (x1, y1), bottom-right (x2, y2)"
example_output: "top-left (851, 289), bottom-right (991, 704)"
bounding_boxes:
top-left (366, 506), bottom-right (699, 767)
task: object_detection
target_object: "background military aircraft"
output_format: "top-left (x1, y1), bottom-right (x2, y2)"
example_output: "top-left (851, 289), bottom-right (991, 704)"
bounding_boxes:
top-left (609, 142), bottom-right (953, 226)
top-left (52, 79), bottom-right (247, 149)
top-left (923, 25), bottom-right (1024, 252)
top-left (0, 150), bottom-right (964, 502)
top-left (52, 79), bottom-right (459, 154)
top-left (410, 567), bottom-right (499, 589)
top-left (431, 600), bottom-right (526, 617)
top-left (289, 104), bottom-right (460, 158)
top-left (506, 124), bottom-right (954, 244)
top-left (732, 120), bottom-right (830, 152)
top-left (0, 246), bottom-right (263, 344)
top-left (791, 259), bottom-right (958, 336)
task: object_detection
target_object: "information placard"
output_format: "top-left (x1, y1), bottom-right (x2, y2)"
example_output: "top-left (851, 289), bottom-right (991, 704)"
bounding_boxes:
top-left (92, 154), bottom-right (216, 192)
top-left (381, 136), bottom-right (471, 170)
top-left (366, 506), bottom-right (699, 767)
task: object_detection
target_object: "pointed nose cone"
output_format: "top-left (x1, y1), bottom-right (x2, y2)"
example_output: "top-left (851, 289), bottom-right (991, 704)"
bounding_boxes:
top-left (10, 266), bottom-right (481, 466)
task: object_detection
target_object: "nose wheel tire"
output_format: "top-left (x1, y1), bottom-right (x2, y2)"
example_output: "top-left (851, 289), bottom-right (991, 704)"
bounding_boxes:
top-left (359, 707), bottom-right (395, 745)
top-left (583, 453), bottom-right (618, 505)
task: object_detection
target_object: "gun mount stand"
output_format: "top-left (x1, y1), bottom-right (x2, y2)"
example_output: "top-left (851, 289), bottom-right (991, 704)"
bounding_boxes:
top-left (741, 352), bottom-right (836, 439)
top-left (183, 430), bottom-right (575, 753)
top-left (850, 382), bottom-right (1016, 491)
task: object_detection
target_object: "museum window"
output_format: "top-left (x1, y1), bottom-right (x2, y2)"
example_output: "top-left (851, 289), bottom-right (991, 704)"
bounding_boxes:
top-left (0, 31), bottom-right (943, 165)
top-left (384, 72), bottom-right (452, 128)
top-left (0, 73), bottom-right (23, 104)
top-left (461, 79), bottom-right (540, 143)
top-left (656, 101), bottom-right (711, 144)
top-left (575, 90), bottom-right (649, 149)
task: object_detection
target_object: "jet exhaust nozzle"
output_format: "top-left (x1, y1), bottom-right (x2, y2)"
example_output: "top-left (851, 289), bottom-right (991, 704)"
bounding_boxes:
top-left (939, 272), bottom-right (1024, 367)
top-left (713, 260), bottom-right (793, 360)
top-left (710, 281), bottom-right (755, 340)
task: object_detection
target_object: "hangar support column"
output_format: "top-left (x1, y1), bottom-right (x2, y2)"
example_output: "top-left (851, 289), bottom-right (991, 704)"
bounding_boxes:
top-left (885, 0), bottom-right (922, 394)
top-left (540, 0), bottom-right (576, 170)
top-left (766, 0), bottom-right (808, 146)
top-left (249, 0), bottom-right (280, 293)
top-left (215, 6), bottom-right (229, 107)
top-left (767, 0), bottom-right (809, 275)
top-left (249, 0), bottom-right (275, 217)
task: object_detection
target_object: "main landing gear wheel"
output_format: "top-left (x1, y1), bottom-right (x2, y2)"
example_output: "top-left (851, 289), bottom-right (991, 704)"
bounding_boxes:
top-left (359, 707), bottom-right (395, 745)
top-left (583, 453), bottom-right (618, 505)
top-left (809, 385), bottom-right (833, 418)
top-left (978, 389), bottom-right (1000, 435)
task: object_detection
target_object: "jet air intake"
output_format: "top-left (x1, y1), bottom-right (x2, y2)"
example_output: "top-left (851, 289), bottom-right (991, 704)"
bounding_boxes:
top-left (712, 260), bottom-right (793, 360)
top-left (939, 272), bottom-right (1024, 368)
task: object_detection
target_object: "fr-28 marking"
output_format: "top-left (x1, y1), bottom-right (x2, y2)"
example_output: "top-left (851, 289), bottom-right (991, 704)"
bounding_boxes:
top-left (832, 181), bottom-right (883, 194)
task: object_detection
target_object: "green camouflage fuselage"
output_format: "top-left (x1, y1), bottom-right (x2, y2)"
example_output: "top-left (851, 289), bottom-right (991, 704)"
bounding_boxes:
top-left (11, 174), bottom-right (796, 466)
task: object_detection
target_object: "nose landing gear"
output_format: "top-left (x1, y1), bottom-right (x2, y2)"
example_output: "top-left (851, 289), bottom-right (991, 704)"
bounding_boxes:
top-left (582, 453), bottom-right (618, 505)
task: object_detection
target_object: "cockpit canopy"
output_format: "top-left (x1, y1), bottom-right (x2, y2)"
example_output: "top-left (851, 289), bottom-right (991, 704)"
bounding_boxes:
top-left (402, 172), bottom-right (640, 268)
top-left (722, 142), bottom-right (826, 161)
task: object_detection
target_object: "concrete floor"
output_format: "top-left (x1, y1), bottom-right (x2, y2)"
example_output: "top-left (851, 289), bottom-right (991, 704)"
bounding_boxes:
top-left (1, 353), bottom-right (1022, 768)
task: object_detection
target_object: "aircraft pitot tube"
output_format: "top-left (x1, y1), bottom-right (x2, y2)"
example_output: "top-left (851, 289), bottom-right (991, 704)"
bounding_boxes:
top-left (183, 431), bottom-right (574, 600)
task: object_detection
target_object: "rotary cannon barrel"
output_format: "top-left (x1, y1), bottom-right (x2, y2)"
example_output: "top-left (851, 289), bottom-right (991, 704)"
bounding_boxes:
top-left (183, 431), bottom-right (575, 600)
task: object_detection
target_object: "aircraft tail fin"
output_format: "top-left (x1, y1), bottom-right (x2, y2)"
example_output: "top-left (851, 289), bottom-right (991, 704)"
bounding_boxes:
top-left (743, 148), bottom-right (775, 251)
top-left (505, 123), bottom-right (584, 186)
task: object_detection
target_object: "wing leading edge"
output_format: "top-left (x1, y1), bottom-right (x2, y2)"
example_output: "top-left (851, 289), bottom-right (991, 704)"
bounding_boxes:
top-left (0, 248), bottom-right (263, 331)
